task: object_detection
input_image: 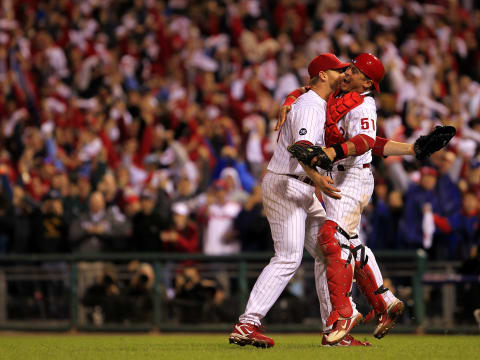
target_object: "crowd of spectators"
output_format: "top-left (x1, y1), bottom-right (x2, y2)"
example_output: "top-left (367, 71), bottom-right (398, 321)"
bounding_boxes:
top-left (0, 0), bottom-right (479, 269)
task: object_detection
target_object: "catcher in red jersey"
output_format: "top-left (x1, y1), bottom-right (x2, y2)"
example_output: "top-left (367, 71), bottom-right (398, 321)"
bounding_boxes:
top-left (317, 54), bottom-right (401, 344)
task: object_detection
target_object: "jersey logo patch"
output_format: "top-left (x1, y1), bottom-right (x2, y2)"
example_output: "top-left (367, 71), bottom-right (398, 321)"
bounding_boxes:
top-left (299, 128), bottom-right (307, 135)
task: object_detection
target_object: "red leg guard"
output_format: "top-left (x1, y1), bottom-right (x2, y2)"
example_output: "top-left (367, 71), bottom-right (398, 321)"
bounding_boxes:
top-left (354, 260), bottom-right (388, 316)
top-left (318, 220), bottom-right (354, 326)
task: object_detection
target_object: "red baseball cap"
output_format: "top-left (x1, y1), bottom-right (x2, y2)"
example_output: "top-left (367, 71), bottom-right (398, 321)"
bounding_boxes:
top-left (308, 54), bottom-right (350, 79)
top-left (351, 53), bottom-right (385, 93)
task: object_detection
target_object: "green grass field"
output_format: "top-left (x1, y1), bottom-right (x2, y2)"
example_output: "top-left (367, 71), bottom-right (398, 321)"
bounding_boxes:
top-left (0, 334), bottom-right (479, 360)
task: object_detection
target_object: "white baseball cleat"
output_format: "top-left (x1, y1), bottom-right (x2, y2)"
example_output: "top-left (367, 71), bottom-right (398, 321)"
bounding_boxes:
top-left (373, 298), bottom-right (405, 339)
top-left (326, 313), bottom-right (363, 345)
top-left (229, 323), bottom-right (274, 348)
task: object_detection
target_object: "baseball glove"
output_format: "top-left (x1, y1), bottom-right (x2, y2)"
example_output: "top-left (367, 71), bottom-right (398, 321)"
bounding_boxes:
top-left (287, 143), bottom-right (333, 171)
top-left (414, 125), bottom-right (456, 160)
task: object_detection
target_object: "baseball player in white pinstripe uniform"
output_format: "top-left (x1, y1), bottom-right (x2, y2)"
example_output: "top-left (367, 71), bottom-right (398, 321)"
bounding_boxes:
top-left (229, 54), bottom-right (353, 348)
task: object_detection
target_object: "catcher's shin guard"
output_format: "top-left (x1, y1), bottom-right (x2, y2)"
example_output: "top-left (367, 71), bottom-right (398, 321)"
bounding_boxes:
top-left (318, 220), bottom-right (354, 326)
top-left (351, 243), bottom-right (387, 317)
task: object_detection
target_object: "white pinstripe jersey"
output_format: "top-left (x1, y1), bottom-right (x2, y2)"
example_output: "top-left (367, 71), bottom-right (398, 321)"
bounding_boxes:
top-left (267, 91), bottom-right (326, 175)
top-left (334, 95), bottom-right (377, 166)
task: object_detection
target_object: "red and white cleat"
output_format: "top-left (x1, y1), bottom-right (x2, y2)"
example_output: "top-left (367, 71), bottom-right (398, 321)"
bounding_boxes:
top-left (322, 334), bottom-right (371, 346)
top-left (373, 299), bottom-right (405, 339)
top-left (325, 313), bottom-right (363, 345)
top-left (229, 323), bottom-right (274, 348)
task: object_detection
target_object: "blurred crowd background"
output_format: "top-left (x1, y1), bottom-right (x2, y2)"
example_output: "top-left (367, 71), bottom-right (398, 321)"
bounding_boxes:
top-left (0, 0), bottom-right (480, 325)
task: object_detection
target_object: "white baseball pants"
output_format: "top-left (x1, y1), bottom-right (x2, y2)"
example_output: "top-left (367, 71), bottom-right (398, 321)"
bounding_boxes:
top-left (239, 172), bottom-right (355, 330)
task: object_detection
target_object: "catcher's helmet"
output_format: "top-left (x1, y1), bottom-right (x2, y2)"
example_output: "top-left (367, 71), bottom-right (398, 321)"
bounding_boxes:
top-left (351, 53), bottom-right (385, 93)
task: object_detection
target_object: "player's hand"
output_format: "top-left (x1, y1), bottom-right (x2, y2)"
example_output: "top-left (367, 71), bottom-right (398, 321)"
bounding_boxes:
top-left (314, 174), bottom-right (341, 200)
top-left (414, 125), bottom-right (456, 160)
top-left (300, 163), bottom-right (341, 199)
top-left (274, 86), bottom-right (311, 131)
top-left (274, 104), bottom-right (291, 131)
top-left (288, 143), bottom-right (333, 171)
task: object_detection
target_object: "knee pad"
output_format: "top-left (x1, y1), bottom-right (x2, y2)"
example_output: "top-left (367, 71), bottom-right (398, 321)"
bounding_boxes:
top-left (318, 220), bottom-right (341, 256)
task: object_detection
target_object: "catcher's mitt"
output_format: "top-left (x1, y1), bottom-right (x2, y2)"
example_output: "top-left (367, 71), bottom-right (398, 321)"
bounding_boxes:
top-left (414, 126), bottom-right (456, 160)
top-left (287, 143), bottom-right (333, 171)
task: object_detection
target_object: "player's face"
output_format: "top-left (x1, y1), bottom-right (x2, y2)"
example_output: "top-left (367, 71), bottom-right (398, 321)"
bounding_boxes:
top-left (325, 68), bottom-right (346, 92)
top-left (340, 65), bottom-right (373, 93)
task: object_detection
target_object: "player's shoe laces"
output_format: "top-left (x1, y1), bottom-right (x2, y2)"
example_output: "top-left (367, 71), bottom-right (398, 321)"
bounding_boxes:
top-left (322, 334), bottom-right (371, 346)
top-left (229, 323), bottom-right (274, 348)
top-left (373, 298), bottom-right (405, 339)
top-left (325, 313), bottom-right (363, 345)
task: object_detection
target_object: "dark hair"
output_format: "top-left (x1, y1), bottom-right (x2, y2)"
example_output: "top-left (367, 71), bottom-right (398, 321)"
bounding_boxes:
top-left (309, 75), bottom-right (320, 85)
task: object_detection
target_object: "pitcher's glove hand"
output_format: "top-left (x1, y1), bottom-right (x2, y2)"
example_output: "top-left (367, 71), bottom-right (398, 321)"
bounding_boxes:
top-left (287, 143), bottom-right (333, 171)
top-left (414, 126), bottom-right (456, 160)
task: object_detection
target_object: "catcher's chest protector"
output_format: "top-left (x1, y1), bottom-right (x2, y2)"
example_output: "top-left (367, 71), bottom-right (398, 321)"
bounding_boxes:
top-left (325, 91), bottom-right (365, 146)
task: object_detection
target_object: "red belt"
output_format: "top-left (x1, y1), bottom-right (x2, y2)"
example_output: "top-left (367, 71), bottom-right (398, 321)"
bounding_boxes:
top-left (287, 174), bottom-right (315, 186)
top-left (337, 163), bottom-right (370, 171)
